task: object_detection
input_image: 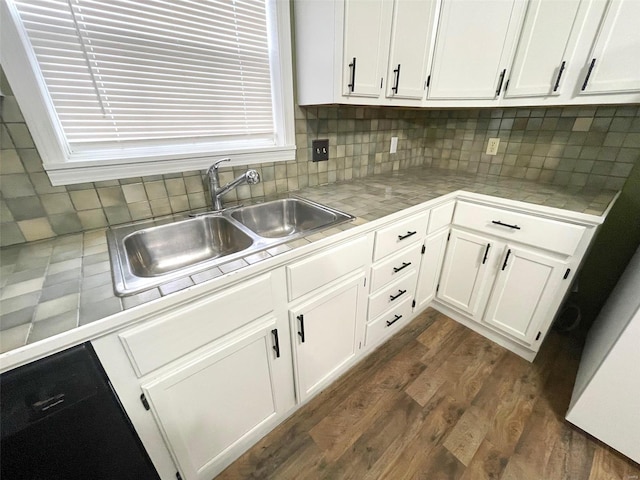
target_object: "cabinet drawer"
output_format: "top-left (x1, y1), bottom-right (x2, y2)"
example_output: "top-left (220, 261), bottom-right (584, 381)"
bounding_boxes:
top-left (374, 212), bottom-right (429, 261)
top-left (371, 242), bottom-right (422, 292)
top-left (366, 297), bottom-right (413, 347)
top-left (428, 201), bottom-right (455, 234)
top-left (120, 274), bottom-right (273, 377)
top-left (453, 201), bottom-right (586, 256)
top-left (368, 270), bottom-right (417, 320)
top-left (287, 235), bottom-right (371, 301)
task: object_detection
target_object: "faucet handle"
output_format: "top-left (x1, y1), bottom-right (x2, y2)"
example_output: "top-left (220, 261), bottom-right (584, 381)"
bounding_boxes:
top-left (213, 158), bottom-right (231, 169)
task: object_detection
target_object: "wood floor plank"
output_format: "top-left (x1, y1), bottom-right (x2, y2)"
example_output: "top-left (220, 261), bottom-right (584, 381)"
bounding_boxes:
top-left (444, 406), bottom-right (491, 466)
top-left (458, 439), bottom-right (508, 480)
top-left (216, 311), bottom-right (640, 480)
top-left (376, 387), bottom-right (464, 480)
top-left (309, 338), bottom-right (427, 461)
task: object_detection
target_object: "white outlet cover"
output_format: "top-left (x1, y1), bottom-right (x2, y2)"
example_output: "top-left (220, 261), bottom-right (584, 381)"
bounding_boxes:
top-left (390, 136), bottom-right (398, 154)
top-left (486, 138), bottom-right (500, 155)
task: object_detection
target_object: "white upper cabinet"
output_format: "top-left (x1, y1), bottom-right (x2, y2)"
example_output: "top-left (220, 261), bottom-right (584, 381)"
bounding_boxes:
top-left (579, 0), bottom-right (640, 95)
top-left (342, 0), bottom-right (393, 98)
top-left (385, 0), bottom-right (439, 100)
top-left (428, 0), bottom-right (527, 100)
top-left (505, 0), bottom-right (586, 98)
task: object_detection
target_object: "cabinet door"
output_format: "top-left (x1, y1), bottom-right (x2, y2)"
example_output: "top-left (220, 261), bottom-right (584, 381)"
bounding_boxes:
top-left (342, 0), bottom-right (393, 97)
top-left (428, 0), bottom-right (526, 99)
top-left (483, 245), bottom-right (568, 346)
top-left (580, 0), bottom-right (640, 94)
top-left (505, 0), bottom-right (585, 97)
top-left (386, 0), bottom-right (438, 99)
top-left (290, 273), bottom-right (366, 402)
top-left (414, 229), bottom-right (449, 311)
top-left (142, 318), bottom-right (289, 480)
top-left (436, 229), bottom-right (498, 320)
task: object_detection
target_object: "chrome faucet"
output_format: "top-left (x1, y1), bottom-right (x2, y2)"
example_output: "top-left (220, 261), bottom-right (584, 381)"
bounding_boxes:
top-left (207, 158), bottom-right (260, 211)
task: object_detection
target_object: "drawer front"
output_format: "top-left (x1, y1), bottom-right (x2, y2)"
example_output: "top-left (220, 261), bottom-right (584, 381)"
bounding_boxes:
top-left (287, 235), bottom-right (371, 301)
top-left (453, 201), bottom-right (586, 256)
top-left (368, 270), bottom-right (417, 320)
top-left (120, 274), bottom-right (273, 377)
top-left (371, 242), bottom-right (422, 292)
top-left (428, 201), bottom-right (455, 234)
top-left (365, 297), bottom-right (413, 347)
top-left (374, 212), bottom-right (429, 261)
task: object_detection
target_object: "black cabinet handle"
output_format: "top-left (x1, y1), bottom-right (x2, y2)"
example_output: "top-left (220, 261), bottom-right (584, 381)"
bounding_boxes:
top-left (581, 58), bottom-right (596, 91)
top-left (491, 220), bottom-right (520, 230)
top-left (389, 289), bottom-right (407, 301)
top-left (297, 314), bottom-right (305, 343)
top-left (495, 69), bottom-right (506, 97)
top-left (392, 64), bottom-right (401, 94)
top-left (553, 61), bottom-right (566, 92)
top-left (393, 261), bottom-right (411, 273)
top-left (501, 249), bottom-right (512, 271)
top-left (271, 329), bottom-right (280, 358)
top-left (482, 243), bottom-right (491, 265)
top-left (386, 314), bottom-right (402, 327)
top-left (398, 231), bottom-right (417, 241)
top-left (348, 57), bottom-right (356, 93)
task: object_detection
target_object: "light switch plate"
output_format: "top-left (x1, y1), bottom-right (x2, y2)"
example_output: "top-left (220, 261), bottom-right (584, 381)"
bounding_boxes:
top-left (312, 139), bottom-right (329, 161)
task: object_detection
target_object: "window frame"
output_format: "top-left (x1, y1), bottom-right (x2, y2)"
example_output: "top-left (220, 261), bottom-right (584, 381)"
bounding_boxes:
top-left (0, 0), bottom-right (296, 185)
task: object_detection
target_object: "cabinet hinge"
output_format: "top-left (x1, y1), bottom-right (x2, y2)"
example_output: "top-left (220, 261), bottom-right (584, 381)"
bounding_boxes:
top-left (426, 75), bottom-right (431, 88)
top-left (176, 472), bottom-right (183, 480)
top-left (140, 393), bottom-right (150, 411)
top-left (563, 268), bottom-right (571, 280)
top-left (535, 331), bottom-right (541, 341)
top-left (421, 244), bottom-right (426, 254)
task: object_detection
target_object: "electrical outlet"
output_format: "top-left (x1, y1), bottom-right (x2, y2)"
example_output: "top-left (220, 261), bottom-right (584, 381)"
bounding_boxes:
top-left (312, 139), bottom-right (329, 161)
top-left (390, 136), bottom-right (398, 154)
top-left (486, 138), bottom-right (500, 155)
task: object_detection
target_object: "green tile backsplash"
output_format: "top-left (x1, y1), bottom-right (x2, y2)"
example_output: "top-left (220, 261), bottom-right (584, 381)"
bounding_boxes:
top-left (1, 68), bottom-right (639, 247)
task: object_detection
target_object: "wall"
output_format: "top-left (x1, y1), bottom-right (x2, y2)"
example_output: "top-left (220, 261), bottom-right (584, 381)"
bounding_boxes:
top-left (1, 66), bottom-right (639, 247)
top-left (574, 159), bottom-right (640, 331)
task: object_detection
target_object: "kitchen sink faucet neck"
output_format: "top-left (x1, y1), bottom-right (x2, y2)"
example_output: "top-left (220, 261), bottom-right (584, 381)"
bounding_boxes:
top-left (207, 158), bottom-right (260, 211)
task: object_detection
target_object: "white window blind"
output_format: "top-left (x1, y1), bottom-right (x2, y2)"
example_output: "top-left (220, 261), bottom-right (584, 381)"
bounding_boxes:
top-left (12, 0), bottom-right (276, 151)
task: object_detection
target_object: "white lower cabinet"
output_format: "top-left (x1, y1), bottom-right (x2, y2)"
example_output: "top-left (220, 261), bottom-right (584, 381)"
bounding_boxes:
top-left (436, 228), bottom-right (497, 320)
top-left (441, 198), bottom-right (596, 353)
top-left (141, 318), bottom-right (288, 480)
top-left (483, 245), bottom-right (568, 346)
top-left (414, 228), bottom-right (449, 311)
top-left (91, 195), bottom-right (599, 480)
top-left (289, 272), bottom-right (367, 402)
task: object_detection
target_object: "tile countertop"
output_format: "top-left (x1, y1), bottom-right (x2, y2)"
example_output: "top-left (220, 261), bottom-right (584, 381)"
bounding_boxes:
top-left (0, 167), bottom-right (617, 356)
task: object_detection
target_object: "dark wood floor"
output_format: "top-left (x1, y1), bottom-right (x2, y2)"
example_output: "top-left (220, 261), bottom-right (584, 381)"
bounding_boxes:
top-left (217, 309), bottom-right (640, 480)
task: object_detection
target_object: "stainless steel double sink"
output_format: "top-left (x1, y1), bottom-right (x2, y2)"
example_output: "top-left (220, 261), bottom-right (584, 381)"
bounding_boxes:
top-left (107, 197), bottom-right (354, 296)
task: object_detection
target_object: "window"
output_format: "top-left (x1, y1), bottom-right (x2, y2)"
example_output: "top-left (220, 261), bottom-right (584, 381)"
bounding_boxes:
top-left (1, 0), bottom-right (295, 185)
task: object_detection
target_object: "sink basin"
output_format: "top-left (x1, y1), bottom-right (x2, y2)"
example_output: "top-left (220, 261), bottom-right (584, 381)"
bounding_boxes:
top-left (124, 216), bottom-right (253, 277)
top-left (231, 198), bottom-right (352, 239)
top-left (107, 196), bottom-right (354, 296)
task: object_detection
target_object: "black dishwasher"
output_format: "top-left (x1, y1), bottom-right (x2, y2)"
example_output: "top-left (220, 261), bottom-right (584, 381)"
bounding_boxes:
top-left (1, 343), bottom-right (160, 480)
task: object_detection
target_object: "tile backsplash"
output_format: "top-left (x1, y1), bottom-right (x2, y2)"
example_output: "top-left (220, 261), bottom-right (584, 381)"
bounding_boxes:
top-left (1, 68), bottom-right (639, 247)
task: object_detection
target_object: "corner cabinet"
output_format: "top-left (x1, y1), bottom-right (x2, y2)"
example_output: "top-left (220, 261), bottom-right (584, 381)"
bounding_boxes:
top-left (434, 199), bottom-right (596, 359)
